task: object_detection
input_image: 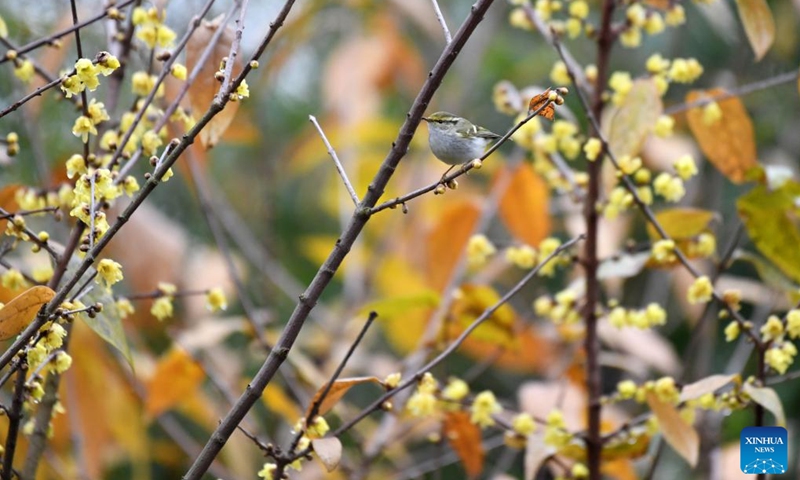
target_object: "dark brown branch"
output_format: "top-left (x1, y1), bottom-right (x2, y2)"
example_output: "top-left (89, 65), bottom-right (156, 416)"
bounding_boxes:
top-left (181, 1), bottom-right (497, 477)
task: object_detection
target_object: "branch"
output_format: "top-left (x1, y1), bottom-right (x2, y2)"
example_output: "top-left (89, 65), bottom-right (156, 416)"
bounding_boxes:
top-left (309, 115), bottom-right (359, 206)
top-left (182, 1), bottom-right (498, 477)
top-left (429, 0), bottom-right (452, 44)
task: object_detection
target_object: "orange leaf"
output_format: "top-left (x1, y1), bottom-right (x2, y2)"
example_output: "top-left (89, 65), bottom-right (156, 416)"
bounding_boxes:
top-left (307, 376), bottom-right (382, 417)
top-left (443, 411), bottom-right (484, 478)
top-left (0, 183), bottom-right (20, 232)
top-left (527, 89), bottom-right (555, 121)
top-left (0, 286), bottom-right (55, 340)
top-left (425, 201), bottom-right (480, 290)
top-left (447, 285), bottom-right (515, 347)
top-left (185, 15), bottom-right (241, 149)
top-left (145, 347), bottom-right (205, 417)
top-left (498, 163), bottom-right (551, 246)
top-left (646, 393), bottom-right (699, 467)
top-left (735, 0), bottom-right (775, 61)
top-left (685, 89), bottom-right (758, 183)
top-left (458, 325), bottom-right (555, 374)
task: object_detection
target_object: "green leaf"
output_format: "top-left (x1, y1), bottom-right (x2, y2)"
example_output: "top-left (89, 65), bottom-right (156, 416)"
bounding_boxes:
top-left (743, 383), bottom-right (786, 427)
top-left (737, 182), bottom-right (800, 283)
top-left (66, 258), bottom-right (133, 368)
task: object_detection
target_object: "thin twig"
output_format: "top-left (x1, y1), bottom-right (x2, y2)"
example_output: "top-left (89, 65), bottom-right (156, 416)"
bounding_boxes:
top-left (1, 367), bottom-right (27, 480)
top-left (0, 0), bottom-right (139, 65)
top-left (182, 1), bottom-right (497, 477)
top-left (665, 70), bottom-right (799, 115)
top-left (288, 312), bottom-right (378, 453)
top-left (429, 0), bottom-right (452, 44)
top-left (309, 115), bottom-right (359, 206)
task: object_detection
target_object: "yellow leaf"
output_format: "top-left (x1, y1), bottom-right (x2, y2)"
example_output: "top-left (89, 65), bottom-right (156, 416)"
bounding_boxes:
top-left (312, 437), bottom-right (342, 472)
top-left (646, 208), bottom-right (716, 240)
top-left (307, 376), bottom-right (381, 417)
top-left (604, 78), bottom-right (663, 158)
top-left (443, 411), bottom-right (484, 478)
top-left (737, 182), bottom-right (800, 283)
top-left (685, 89), bottom-right (758, 183)
top-left (497, 163), bottom-right (551, 247)
top-left (446, 285), bottom-right (515, 347)
top-left (361, 290), bottom-right (440, 319)
top-left (185, 15), bottom-right (240, 149)
top-left (680, 374), bottom-right (738, 402)
top-left (263, 383), bottom-right (302, 422)
top-left (646, 393), bottom-right (699, 467)
top-left (0, 286), bottom-right (55, 340)
top-left (145, 347), bottom-right (205, 418)
top-left (743, 383), bottom-right (786, 427)
top-left (735, 0), bottom-right (775, 61)
top-left (426, 200), bottom-right (480, 290)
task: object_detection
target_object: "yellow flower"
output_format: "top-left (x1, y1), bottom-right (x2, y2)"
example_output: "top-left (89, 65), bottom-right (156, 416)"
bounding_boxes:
top-left (620, 27), bottom-right (642, 48)
top-left (653, 173), bottom-right (685, 202)
top-left (572, 463), bottom-right (589, 479)
top-left (786, 309), bottom-right (800, 339)
top-left (171, 63), bottom-right (187, 80)
top-left (724, 321), bottom-right (740, 342)
top-left (442, 378), bottom-right (470, 402)
top-left (654, 376), bottom-right (679, 403)
top-left (617, 380), bottom-right (638, 399)
top-left (74, 58), bottom-right (100, 91)
top-left (117, 298), bottom-right (135, 319)
top-left (161, 167), bottom-right (174, 182)
top-left (466, 234), bottom-right (497, 268)
top-left (609, 71), bottom-right (633, 105)
top-left (654, 115), bottom-right (674, 137)
top-left (65, 154), bottom-right (87, 179)
top-left (673, 154), bottom-right (698, 180)
top-left (407, 390), bottom-right (437, 418)
top-left (687, 276), bottom-right (713, 304)
top-left (470, 390), bottom-right (502, 428)
top-left (646, 54), bottom-right (670, 74)
top-left (151, 296), bottom-right (174, 321)
top-left (617, 155), bottom-right (642, 175)
top-left (205, 287), bottom-right (227, 312)
top-left (665, 5), bottom-right (686, 26)
top-left (13, 59), bottom-right (34, 83)
top-left (51, 351), bottom-right (73, 374)
top-left (383, 372), bottom-right (402, 389)
top-left (257, 463), bottom-right (277, 480)
top-left (141, 130), bottom-right (163, 156)
top-left (644, 12), bottom-right (665, 35)
top-left (584, 64), bottom-right (598, 83)
top-left (505, 245), bottom-right (538, 269)
top-left (509, 8), bottom-right (534, 31)
top-left (693, 233), bottom-right (716, 257)
top-left (549, 60), bottom-right (570, 85)
top-left (72, 115), bottom-right (97, 142)
top-left (1, 269), bottom-right (28, 290)
top-left (512, 413), bottom-right (536, 436)
top-left (760, 315), bottom-right (784, 343)
top-left (234, 79), bottom-right (249, 99)
top-left (87, 99), bottom-right (109, 125)
top-left (131, 71), bottom-right (162, 97)
top-left (645, 303), bottom-right (667, 326)
top-left (61, 74), bottom-right (84, 98)
top-left (765, 346), bottom-right (794, 374)
top-left (626, 4), bottom-right (646, 27)
top-left (97, 258), bottom-right (124, 288)
top-left (565, 18), bottom-right (582, 39)
top-left (538, 237), bottom-right (563, 276)
top-left (97, 52), bottom-right (120, 75)
top-left (583, 137), bottom-right (602, 161)
top-left (651, 239), bottom-right (676, 263)
top-left (702, 101), bottom-right (722, 125)
top-left (668, 58), bottom-right (704, 84)
top-left (306, 416), bottom-right (329, 439)
top-left (137, 24), bottom-right (177, 48)
top-left (32, 265), bottom-right (54, 283)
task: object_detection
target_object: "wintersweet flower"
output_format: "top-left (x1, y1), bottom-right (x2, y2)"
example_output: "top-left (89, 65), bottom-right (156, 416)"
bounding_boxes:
top-left (550, 61), bottom-right (570, 85)
top-left (760, 315), bottom-right (784, 343)
top-left (687, 276), bottom-right (713, 304)
top-left (787, 310), bottom-right (800, 338)
top-left (205, 287), bottom-right (227, 312)
top-left (72, 115), bottom-right (97, 142)
top-left (97, 258), bottom-right (124, 288)
top-left (151, 296), bottom-right (174, 321)
top-left (674, 154), bottom-right (698, 180)
top-left (470, 391), bottom-right (502, 428)
top-left (13, 59), bottom-right (34, 83)
top-left (583, 137), bottom-right (602, 161)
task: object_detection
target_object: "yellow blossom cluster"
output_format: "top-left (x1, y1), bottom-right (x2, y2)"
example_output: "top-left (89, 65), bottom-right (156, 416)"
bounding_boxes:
top-left (61, 54), bottom-right (120, 98)
top-left (534, 288), bottom-right (581, 325)
top-left (151, 282), bottom-right (177, 321)
top-left (69, 168), bottom-right (123, 238)
top-left (687, 275), bottom-right (714, 304)
top-left (505, 244), bottom-right (538, 269)
top-left (406, 372), bottom-right (439, 418)
top-left (466, 234), bottom-right (496, 268)
top-left (132, 6), bottom-right (177, 48)
top-left (470, 390), bottom-right (502, 428)
top-left (543, 410), bottom-right (572, 448)
top-left (607, 302), bottom-right (667, 329)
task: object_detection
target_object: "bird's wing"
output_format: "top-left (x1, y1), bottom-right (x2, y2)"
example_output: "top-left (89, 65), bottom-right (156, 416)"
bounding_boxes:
top-left (456, 124), bottom-right (501, 140)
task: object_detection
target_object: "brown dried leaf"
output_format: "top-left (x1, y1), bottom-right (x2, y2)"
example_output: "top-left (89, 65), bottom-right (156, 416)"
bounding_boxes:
top-left (527, 89), bottom-right (555, 121)
top-left (0, 286), bottom-right (55, 340)
top-left (443, 411), bottom-right (484, 478)
top-left (311, 437), bottom-right (342, 472)
top-left (735, 0), bottom-right (775, 61)
top-left (605, 78), bottom-right (663, 158)
top-left (185, 15), bottom-right (240, 149)
top-left (145, 347), bottom-right (205, 417)
top-left (646, 393), bottom-right (699, 467)
top-left (497, 163), bottom-right (551, 247)
top-left (307, 376), bottom-right (382, 417)
top-left (685, 89), bottom-right (758, 183)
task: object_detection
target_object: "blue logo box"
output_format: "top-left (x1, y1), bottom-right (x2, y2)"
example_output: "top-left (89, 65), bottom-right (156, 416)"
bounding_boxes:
top-left (740, 426), bottom-right (788, 475)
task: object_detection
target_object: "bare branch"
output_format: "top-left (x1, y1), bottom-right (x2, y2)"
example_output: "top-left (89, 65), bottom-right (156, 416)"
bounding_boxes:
top-left (429, 0), bottom-right (453, 44)
top-left (309, 115), bottom-right (359, 206)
